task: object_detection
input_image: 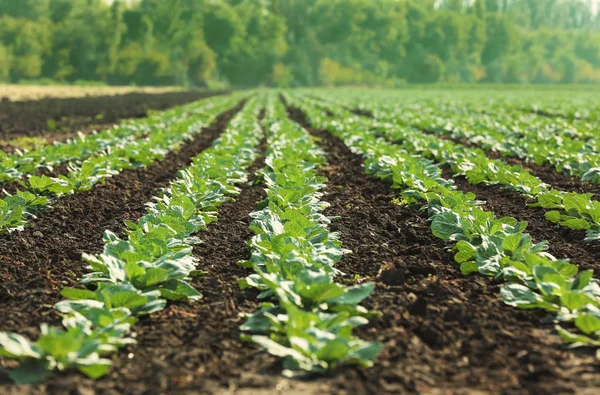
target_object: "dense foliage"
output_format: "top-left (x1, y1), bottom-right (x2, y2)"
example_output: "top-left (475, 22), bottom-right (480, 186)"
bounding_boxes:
top-left (0, 0), bottom-right (598, 87)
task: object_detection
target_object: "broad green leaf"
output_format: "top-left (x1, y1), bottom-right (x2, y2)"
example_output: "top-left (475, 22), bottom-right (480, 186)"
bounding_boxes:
top-left (328, 283), bottom-right (375, 305)
top-left (135, 267), bottom-right (170, 287)
top-left (431, 211), bottom-right (463, 240)
top-left (0, 332), bottom-right (41, 359)
top-left (108, 292), bottom-right (148, 309)
top-left (544, 210), bottom-right (562, 223)
top-left (78, 361), bottom-right (112, 379)
top-left (8, 359), bottom-right (52, 385)
top-left (460, 261), bottom-right (478, 275)
top-left (501, 283), bottom-right (539, 307)
top-left (575, 314), bottom-right (600, 335)
top-left (556, 325), bottom-right (600, 346)
top-left (61, 288), bottom-right (98, 301)
top-left (561, 218), bottom-right (591, 231)
top-left (573, 270), bottom-right (594, 290)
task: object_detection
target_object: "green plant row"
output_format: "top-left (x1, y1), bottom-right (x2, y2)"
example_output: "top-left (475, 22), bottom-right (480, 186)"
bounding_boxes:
top-left (0, 96), bottom-right (230, 184)
top-left (308, 90), bottom-right (600, 184)
top-left (300, 95), bottom-right (600, 241)
top-left (380, 101), bottom-right (600, 184)
top-left (308, 89), bottom-right (598, 141)
top-left (0, 96), bottom-right (265, 384)
top-left (0, 94), bottom-right (244, 234)
top-left (287, 92), bottom-right (600, 350)
top-left (239, 95), bottom-right (380, 376)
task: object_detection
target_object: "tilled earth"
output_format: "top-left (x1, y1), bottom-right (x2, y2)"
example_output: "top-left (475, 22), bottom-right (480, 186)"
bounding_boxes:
top-left (1, 100), bottom-right (600, 394)
top-left (0, 90), bottom-right (225, 141)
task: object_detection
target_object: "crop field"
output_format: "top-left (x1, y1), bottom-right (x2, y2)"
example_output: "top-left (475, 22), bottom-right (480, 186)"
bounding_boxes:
top-left (2, 88), bottom-right (600, 394)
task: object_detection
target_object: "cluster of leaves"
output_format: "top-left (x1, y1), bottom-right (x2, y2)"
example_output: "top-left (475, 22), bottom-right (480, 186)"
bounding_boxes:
top-left (0, 96), bottom-right (265, 383)
top-left (289, 93), bottom-right (600, 349)
top-left (239, 96), bottom-right (380, 376)
top-left (0, 95), bottom-right (242, 234)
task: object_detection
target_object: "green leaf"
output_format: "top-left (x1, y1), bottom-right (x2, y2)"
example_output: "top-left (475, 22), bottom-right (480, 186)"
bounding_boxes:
top-left (37, 330), bottom-right (81, 359)
top-left (135, 267), bottom-right (170, 287)
top-left (431, 211), bottom-right (463, 240)
top-left (501, 233), bottom-right (522, 254)
top-left (556, 325), bottom-right (600, 346)
top-left (575, 314), bottom-right (600, 335)
top-left (78, 362), bottom-right (112, 379)
top-left (563, 193), bottom-right (593, 216)
top-left (0, 332), bottom-right (41, 359)
top-left (350, 341), bottom-right (382, 364)
top-left (573, 270), bottom-right (594, 290)
top-left (544, 210), bottom-right (562, 223)
top-left (501, 283), bottom-right (539, 308)
top-left (561, 218), bottom-right (590, 231)
top-left (244, 334), bottom-right (308, 362)
top-left (8, 359), bottom-right (52, 384)
top-left (460, 261), bottom-right (478, 275)
top-left (314, 338), bottom-right (350, 362)
top-left (537, 192), bottom-right (563, 209)
top-left (560, 292), bottom-right (596, 311)
top-left (300, 282), bottom-right (345, 304)
top-left (454, 240), bottom-right (476, 263)
top-left (328, 283), bottom-right (375, 305)
top-left (159, 280), bottom-right (202, 301)
top-left (61, 288), bottom-right (98, 301)
top-left (108, 292), bottom-right (148, 309)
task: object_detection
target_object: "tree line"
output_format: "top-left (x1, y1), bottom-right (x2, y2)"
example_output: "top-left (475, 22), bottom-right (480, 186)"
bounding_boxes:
top-left (0, 0), bottom-right (599, 87)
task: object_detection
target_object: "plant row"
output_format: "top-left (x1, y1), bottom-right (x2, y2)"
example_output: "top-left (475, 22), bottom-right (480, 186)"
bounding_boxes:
top-left (299, 95), bottom-right (600, 242)
top-left (309, 90), bottom-right (600, 185)
top-left (308, 89), bottom-right (599, 141)
top-left (0, 94), bottom-right (243, 234)
top-left (0, 96), bottom-right (225, 184)
top-left (238, 95), bottom-right (380, 375)
top-left (0, 96), bottom-right (265, 384)
top-left (287, 93), bottom-right (600, 349)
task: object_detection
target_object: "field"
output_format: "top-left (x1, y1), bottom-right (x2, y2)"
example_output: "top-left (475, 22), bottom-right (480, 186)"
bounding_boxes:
top-left (0, 85), bottom-right (187, 102)
top-left (1, 88), bottom-right (600, 394)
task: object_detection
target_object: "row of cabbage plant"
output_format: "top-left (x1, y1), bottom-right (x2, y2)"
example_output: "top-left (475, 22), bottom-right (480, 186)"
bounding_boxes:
top-left (301, 95), bottom-right (600, 242)
top-left (0, 94), bottom-right (244, 234)
top-left (309, 90), bottom-right (600, 184)
top-left (287, 93), bottom-right (600, 349)
top-left (0, 96), bottom-right (265, 384)
top-left (239, 95), bottom-right (381, 376)
top-left (0, 95), bottom-right (229, 184)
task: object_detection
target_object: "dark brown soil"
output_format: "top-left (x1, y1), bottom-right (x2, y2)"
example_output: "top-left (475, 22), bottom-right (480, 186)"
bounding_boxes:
top-left (445, 172), bottom-right (600, 273)
top-left (0, 90), bottom-right (226, 140)
top-left (3, 102), bottom-right (600, 394)
top-left (281, 105), bottom-right (600, 394)
top-left (422, 128), bottom-right (600, 200)
top-left (0, 108), bottom-right (270, 394)
top-left (0, 101), bottom-right (244, 341)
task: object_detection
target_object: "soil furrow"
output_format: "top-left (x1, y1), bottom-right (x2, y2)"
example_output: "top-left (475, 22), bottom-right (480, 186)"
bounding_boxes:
top-left (0, 111), bottom-right (267, 394)
top-left (347, 106), bottom-right (600, 199)
top-left (0, 101), bottom-right (244, 339)
top-left (285, 104), bottom-right (600, 394)
top-left (444, 171), bottom-right (600, 273)
top-left (349, 110), bottom-right (600, 264)
top-left (85, 140), bottom-right (268, 394)
top-left (0, 90), bottom-right (227, 140)
top-left (420, 128), bottom-right (600, 200)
